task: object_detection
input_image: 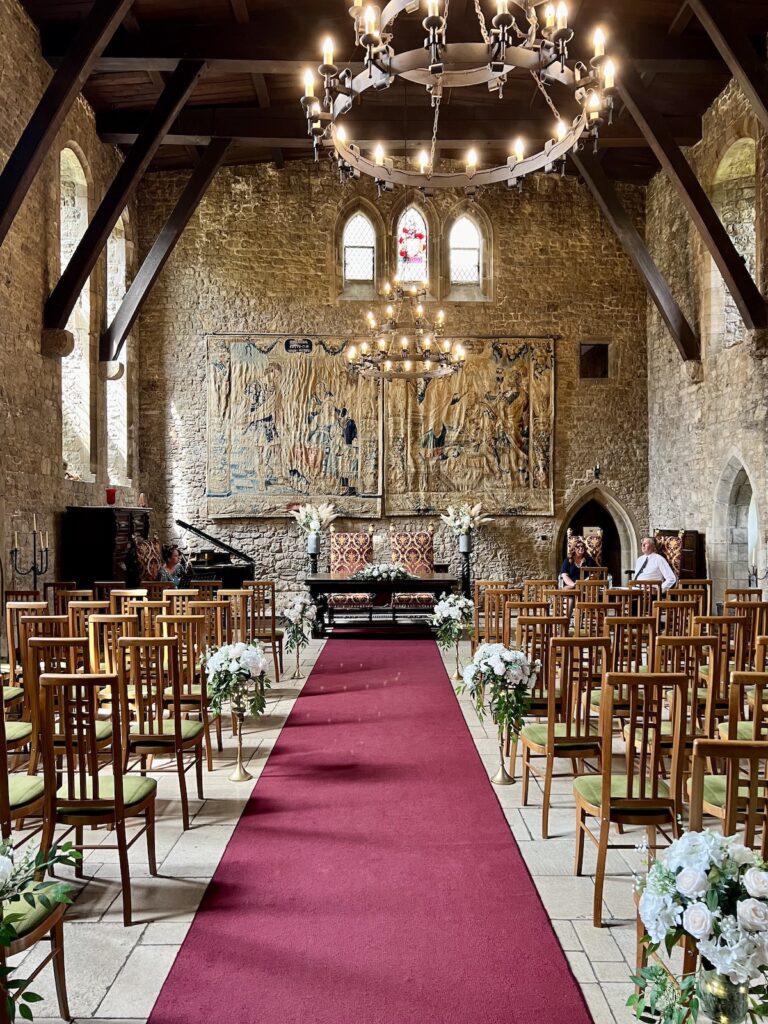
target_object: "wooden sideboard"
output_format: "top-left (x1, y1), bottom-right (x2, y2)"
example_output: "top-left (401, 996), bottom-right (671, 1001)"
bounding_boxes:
top-left (62, 506), bottom-right (150, 587)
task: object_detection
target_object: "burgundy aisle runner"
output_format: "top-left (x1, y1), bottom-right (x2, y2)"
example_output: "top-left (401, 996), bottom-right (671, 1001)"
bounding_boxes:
top-left (149, 640), bottom-right (592, 1024)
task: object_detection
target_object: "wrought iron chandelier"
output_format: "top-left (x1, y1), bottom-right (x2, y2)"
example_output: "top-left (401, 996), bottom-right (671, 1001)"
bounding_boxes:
top-left (346, 278), bottom-right (465, 379)
top-left (300, 0), bottom-right (616, 194)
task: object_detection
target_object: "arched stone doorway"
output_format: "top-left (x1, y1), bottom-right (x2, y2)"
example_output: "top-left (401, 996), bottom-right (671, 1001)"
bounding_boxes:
top-left (711, 455), bottom-right (760, 603)
top-left (555, 486), bottom-right (638, 583)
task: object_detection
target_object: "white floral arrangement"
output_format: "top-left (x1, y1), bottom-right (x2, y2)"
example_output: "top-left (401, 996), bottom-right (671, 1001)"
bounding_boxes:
top-left (432, 593), bottom-right (474, 650)
top-left (631, 829), bottom-right (768, 1022)
top-left (282, 592), bottom-right (317, 652)
top-left (287, 502), bottom-right (338, 535)
top-left (203, 641), bottom-right (270, 718)
top-left (440, 502), bottom-right (492, 537)
top-left (352, 562), bottom-right (415, 581)
top-left (458, 642), bottom-right (539, 736)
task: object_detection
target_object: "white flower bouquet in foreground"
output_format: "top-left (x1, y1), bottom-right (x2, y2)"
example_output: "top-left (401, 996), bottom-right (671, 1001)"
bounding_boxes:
top-left (281, 593), bottom-right (317, 679)
top-left (439, 502), bottom-right (492, 536)
top-left (287, 502), bottom-right (337, 535)
top-left (632, 829), bottom-right (768, 1023)
top-left (432, 593), bottom-right (474, 650)
top-left (352, 563), bottom-right (415, 581)
top-left (458, 643), bottom-right (540, 736)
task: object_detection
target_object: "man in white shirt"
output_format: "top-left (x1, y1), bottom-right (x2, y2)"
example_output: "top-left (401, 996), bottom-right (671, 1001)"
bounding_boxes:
top-left (633, 536), bottom-right (677, 592)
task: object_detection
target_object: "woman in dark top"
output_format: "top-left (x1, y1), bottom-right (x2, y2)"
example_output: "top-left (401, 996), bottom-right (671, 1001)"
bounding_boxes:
top-left (559, 542), bottom-right (596, 589)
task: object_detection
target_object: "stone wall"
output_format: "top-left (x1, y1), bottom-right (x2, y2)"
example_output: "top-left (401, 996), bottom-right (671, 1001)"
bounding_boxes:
top-left (137, 161), bottom-right (649, 598)
top-left (0, 0), bottom-right (140, 593)
top-left (645, 80), bottom-right (768, 601)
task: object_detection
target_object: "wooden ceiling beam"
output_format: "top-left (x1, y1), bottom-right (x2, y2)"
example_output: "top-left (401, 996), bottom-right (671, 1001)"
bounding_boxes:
top-left (687, 0), bottom-right (768, 134)
top-left (45, 59), bottom-right (205, 331)
top-left (0, 0), bottom-right (135, 251)
top-left (572, 149), bottom-right (699, 361)
top-left (617, 59), bottom-right (767, 330)
top-left (229, 0), bottom-right (250, 25)
top-left (669, 3), bottom-right (695, 36)
top-left (101, 137), bottom-right (232, 362)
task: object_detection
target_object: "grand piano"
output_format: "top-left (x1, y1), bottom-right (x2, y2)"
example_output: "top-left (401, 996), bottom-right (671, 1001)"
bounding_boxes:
top-left (177, 519), bottom-right (256, 589)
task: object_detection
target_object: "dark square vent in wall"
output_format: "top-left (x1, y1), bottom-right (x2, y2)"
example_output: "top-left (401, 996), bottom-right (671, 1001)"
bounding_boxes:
top-left (579, 341), bottom-right (610, 379)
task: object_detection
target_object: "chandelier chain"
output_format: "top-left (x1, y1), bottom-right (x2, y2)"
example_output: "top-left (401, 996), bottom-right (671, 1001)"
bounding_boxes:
top-left (530, 69), bottom-right (561, 121)
top-left (472, 0), bottom-right (491, 44)
top-left (429, 93), bottom-right (442, 174)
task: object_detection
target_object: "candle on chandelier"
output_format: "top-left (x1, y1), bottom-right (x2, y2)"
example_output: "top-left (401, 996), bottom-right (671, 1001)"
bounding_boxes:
top-left (437, 309), bottom-right (445, 323)
top-left (386, 304), bottom-right (394, 317)
top-left (347, 345), bottom-right (358, 362)
top-left (363, 5), bottom-right (378, 36)
top-left (427, 0), bottom-right (441, 17)
top-left (378, 337), bottom-right (387, 350)
top-left (466, 148), bottom-right (478, 175)
top-left (555, 2), bottom-right (568, 30)
top-left (418, 150), bottom-right (429, 174)
top-left (416, 304), bottom-right (424, 317)
top-left (424, 336), bottom-right (432, 349)
top-left (513, 137), bottom-right (525, 163)
top-left (361, 341), bottom-right (370, 354)
top-left (587, 91), bottom-right (601, 121)
top-left (401, 337), bottom-right (409, 350)
top-left (383, 282), bottom-right (391, 295)
top-left (544, 3), bottom-right (555, 28)
top-left (404, 359), bottom-right (413, 372)
top-left (13, 531), bottom-right (18, 549)
top-left (593, 27), bottom-right (605, 58)
top-left (442, 339), bottom-right (451, 353)
top-left (374, 144), bottom-right (385, 166)
top-left (555, 120), bottom-right (567, 143)
top-left (322, 37), bottom-right (334, 67)
top-left (384, 360), bottom-right (393, 372)
top-left (303, 69), bottom-right (315, 98)
top-left (603, 59), bottom-right (616, 90)
top-left (336, 125), bottom-right (347, 144)
top-left (496, 0), bottom-right (507, 16)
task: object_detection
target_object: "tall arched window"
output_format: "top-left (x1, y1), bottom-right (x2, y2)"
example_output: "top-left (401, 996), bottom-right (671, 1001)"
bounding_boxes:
top-left (60, 147), bottom-right (92, 481)
top-left (342, 212), bottom-right (376, 283)
top-left (107, 215), bottom-right (129, 484)
top-left (396, 207), bottom-right (428, 283)
top-left (449, 215), bottom-right (481, 284)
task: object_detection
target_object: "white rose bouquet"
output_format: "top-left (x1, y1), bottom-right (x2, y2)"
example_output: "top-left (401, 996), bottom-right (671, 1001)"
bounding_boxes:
top-left (631, 829), bottom-right (768, 1023)
top-left (432, 593), bottom-right (474, 650)
top-left (352, 563), bottom-right (415, 581)
top-left (282, 593), bottom-right (317, 653)
top-left (204, 642), bottom-right (270, 719)
top-left (440, 502), bottom-right (492, 537)
top-left (287, 502), bottom-right (337, 535)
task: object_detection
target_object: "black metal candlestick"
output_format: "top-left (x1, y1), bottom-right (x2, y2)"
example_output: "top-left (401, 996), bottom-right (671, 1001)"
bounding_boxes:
top-left (10, 525), bottom-right (49, 594)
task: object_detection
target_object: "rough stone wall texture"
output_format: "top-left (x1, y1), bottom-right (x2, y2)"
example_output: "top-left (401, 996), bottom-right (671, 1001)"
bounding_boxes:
top-left (645, 80), bottom-right (768, 600)
top-left (0, 0), bottom-right (140, 591)
top-left (137, 161), bottom-right (649, 599)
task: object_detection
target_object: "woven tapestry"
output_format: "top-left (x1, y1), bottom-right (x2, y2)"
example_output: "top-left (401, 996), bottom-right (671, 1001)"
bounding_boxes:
top-left (385, 339), bottom-right (554, 516)
top-left (207, 336), bottom-right (382, 518)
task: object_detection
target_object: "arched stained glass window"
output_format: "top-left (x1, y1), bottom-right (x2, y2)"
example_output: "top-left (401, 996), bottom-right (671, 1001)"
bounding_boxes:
top-left (396, 207), bottom-right (428, 283)
top-left (449, 215), bottom-right (481, 284)
top-left (343, 212), bottom-right (376, 282)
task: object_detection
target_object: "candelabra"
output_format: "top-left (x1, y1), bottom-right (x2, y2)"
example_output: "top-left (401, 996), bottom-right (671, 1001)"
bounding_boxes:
top-left (10, 515), bottom-right (49, 593)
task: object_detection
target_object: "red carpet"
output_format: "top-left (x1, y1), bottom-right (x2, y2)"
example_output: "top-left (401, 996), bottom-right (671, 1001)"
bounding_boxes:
top-left (149, 639), bottom-right (593, 1024)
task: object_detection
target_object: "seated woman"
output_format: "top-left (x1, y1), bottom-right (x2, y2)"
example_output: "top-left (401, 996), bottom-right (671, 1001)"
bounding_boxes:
top-left (559, 541), bottom-right (596, 590)
top-left (158, 543), bottom-right (185, 588)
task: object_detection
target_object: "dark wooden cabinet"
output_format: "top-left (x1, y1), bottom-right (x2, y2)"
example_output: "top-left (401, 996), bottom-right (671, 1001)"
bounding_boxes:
top-left (62, 506), bottom-right (151, 587)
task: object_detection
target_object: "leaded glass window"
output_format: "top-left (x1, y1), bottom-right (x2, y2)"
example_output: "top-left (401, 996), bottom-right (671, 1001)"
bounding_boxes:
top-left (396, 207), bottom-right (428, 283)
top-left (343, 213), bottom-right (375, 282)
top-left (449, 216), bottom-right (481, 284)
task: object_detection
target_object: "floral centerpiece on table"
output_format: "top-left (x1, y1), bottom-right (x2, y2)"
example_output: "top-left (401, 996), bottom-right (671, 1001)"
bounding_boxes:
top-left (352, 563), bottom-right (415, 581)
top-left (432, 593), bottom-right (474, 680)
top-left (203, 642), bottom-right (270, 782)
top-left (457, 642), bottom-right (540, 785)
top-left (281, 593), bottom-right (317, 681)
top-left (632, 829), bottom-right (768, 1024)
top-left (288, 503), bottom-right (338, 555)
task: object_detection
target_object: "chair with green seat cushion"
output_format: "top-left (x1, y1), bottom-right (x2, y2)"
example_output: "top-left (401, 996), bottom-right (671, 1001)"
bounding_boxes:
top-left (0, 885), bottom-right (70, 1020)
top-left (689, 737), bottom-right (768, 859)
top-left (39, 672), bottom-right (157, 928)
top-left (2, 685), bottom-right (24, 706)
top-left (574, 671), bottom-right (687, 928)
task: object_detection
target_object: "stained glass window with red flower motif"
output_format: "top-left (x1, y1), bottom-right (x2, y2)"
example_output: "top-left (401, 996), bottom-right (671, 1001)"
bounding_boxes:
top-left (396, 207), bottom-right (428, 283)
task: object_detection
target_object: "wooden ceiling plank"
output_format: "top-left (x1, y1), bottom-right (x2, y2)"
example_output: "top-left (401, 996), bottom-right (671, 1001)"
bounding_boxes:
top-left (229, 0), bottom-right (250, 25)
top-left (572, 149), bottom-right (700, 361)
top-left (45, 59), bottom-right (205, 331)
top-left (687, 0), bottom-right (768, 134)
top-left (669, 3), bottom-right (695, 36)
top-left (102, 136), bottom-right (232, 362)
top-left (0, 0), bottom-right (135, 250)
top-left (617, 59), bottom-right (767, 330)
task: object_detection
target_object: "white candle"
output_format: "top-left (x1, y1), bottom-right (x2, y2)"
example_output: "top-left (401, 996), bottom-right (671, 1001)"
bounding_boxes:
top-left (544, 4), bottom-right (555, 28)
top-left (603, 59), bottom-right (616, 90)
top-left (303, 69), bottom-right (315, 98)
top-left (13, 531), bottom-right (18, 549)
top-left (427, 0), bottom-right (440, 17)
top-left (322, 37), bottom-right (334, 67)
top-left (556, 2), bottom-right (568, 30)
top-left (364, 6), bottom-right (377, 36)
top-left (593, 27), bottom-right (605, 58)
top-left (32, 513), bottom-right (37, 533)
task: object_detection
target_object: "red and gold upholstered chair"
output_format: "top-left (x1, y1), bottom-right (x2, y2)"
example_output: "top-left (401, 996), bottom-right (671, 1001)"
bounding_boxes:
top-left (390, 525), bottom-right (437, 615)
top-left (567, 526), bottom-right (604, 568)
top-left (327, 526), bottom-right (375, 621)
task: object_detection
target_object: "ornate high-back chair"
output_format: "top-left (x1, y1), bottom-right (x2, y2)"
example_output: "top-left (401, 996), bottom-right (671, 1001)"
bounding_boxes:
top-left (327, 526), bottom-right (375, 621)
top-left (566, 527), bottom-right (603, 566)
top-left (653, 530), bottom-right (684, 579)
top-left (390, 526), bottom-right (437, 613)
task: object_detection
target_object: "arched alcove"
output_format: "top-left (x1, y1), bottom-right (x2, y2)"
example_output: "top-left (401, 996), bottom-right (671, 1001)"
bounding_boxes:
top-left (711, 454), bottom-right (761, 602)
top-left (333, 197), bottom-right (386, 301)
top-left (554, 486), bottom-right (639, 581)
top-left (443, 200), bottom-right (493, 301)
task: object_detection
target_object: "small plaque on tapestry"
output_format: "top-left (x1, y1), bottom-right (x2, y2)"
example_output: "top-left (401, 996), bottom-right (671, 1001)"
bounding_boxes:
top-left (284, 338), bottom-right (313, 353)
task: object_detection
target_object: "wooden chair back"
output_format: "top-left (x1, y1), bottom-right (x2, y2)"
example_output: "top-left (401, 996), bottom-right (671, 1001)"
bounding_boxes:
top-left (141, 580), bottom-right (175, 601)
top-left (676, 579), bottom-right (713, 615)
top-left (473, 581), bottom-right (520, 650)
top-left (26, 636), bottom-right (89, 736)
top-left (109, 589), bottom-right (148, 614)
top-left (0, 693), bottom-right (17, 839)
top-left (693, 615), bottom-right (747, 682)
top-left (217, 590), bottom-right (250, 643)
top-left (52, 588), bottom-right (93, 616)
top-left (67, 600), bottom-right (110, 638)
top-left (628, 580), bottom-right (662, 616)
top-left (157, 614), bottom-right (204, 694)
top-left (726, 673), bottom-right (768, 741)
top-left (725, 601), bottom-right (768, 669)
top-left (544, 589), bottom-right (575, 619)
top-left (667, 586), bottom-right (708, 617)
top-left (654, 600), bottom-right (697, 638)
top-left (758, 636), bottom-right (768, 671)
top-left (168, 589), bottom-right (201, 616)
top-left (602, 672), bottom-right (686, 814)
top-left (548, 637), bottom-right (610, 747)
top-left (606, 617), bottom-right (655, 673)
top-left (574, 601), bottom-right (615, 638)
top-left (514, 616), bottom-right (569, 698)
top-left (575, 578), bottom-right (608, 603)
top-left (606, 588), bottom-right (634, 616)
top-left (5, 601), bottom-right (47, 679)
top-left (88, 614), bottom-right (139, 674)
top-left (689, 738), bottom-right (768, 857)
top-left (581, 566), bottom-right (610, 579)
top-left (522, 579), bottom-right (558, 602)
top-left (118, 636), bottom-right (183, 751)
top-left (189, 581), bottom-right (221, 602)
top-left (478, 589), bottom-right (519, 647)
top-left (245, 581), bottom-right (278, 643)
top-left (189, 600), bottom-right (232, 650)
top-left (725, 588), bottom-right (763, 603)
top-left (126, 599), bottom-right (171, 637)
top-left (655, 636), bottom-right (722, 737)
top-left (93, 581), bottom-right (125, 601)
top-left (43, 581), bottom-right (77, 612)
top-left (4, 590), bottom-right (40, 604)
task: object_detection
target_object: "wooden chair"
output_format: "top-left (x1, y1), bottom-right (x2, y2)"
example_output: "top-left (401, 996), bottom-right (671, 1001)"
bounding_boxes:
top-left (693, 614), bottom-right (747, 690)
top-left (544, 589), bottom-right (575, 620)
top-left (168, 589), bottom-right (201, 616)
top-left (575, 672), bottom-right (686, 926)
top-left (689, 737), bottom-right (768, 858)
top-left (655, 636), bottom-right (724, 742)
top-left (4, 591), bottom-right (40, 603)
top-left (67, 600), bottom-right (110, 638)
top-left (217, 590), bottom-right (250, 643)
top-left (189, 600), bottom-right (233, 650)
top-left (520, 636), bottom-right (610, 838)
top-left (581, 566), bottom-right (610, 580)
top-left (118, 636), bottom-right (204, 830)
top-left (109, 589), bottom-right (148, 615)
top-left (575, 578), bottom-right (608, 604)
top-left (140, 580), bottom-right (175, 601)
top-left (653, 599), bottom-right (697, 638)
top-left (245, 581), bottom-right (283, 680)
top-left (43, 581), bottom-right (77, 612)
top-left (93, 581), bottom-right (125, 601)
top-left (606, 617), bottom-right (655, 673)
top-left (4, 601), bottom-right (48, 694)
top-left (676, 578), bottom-right (713, 615)
top-left (24, 635), bottom-right (93, 772)
top-left (189, 580), bottom-right (222, 602)
top-left (39, 672), bottom-right (157, 927)
top-left (478, 589), bottom-right (517, 648)
top-left (667, 586), bottom-right (708, 617)
top-left (522, 579), bottom-right (558, 602)
top-left (126, 599), bottom-right (171, 637)
top-left (472, 581), bottom-right (521, 653)
top-left (628, 580), bottom-right (662, 616)
top-left (51, 588), bottom-right (93, 616)
top-left (574, 601), bottom-right (616, 638)
top-left (606, 588), bottom-right (634, 616)
top-left (725, 588), bottom-right (763, 603)
top-left (158, 614), bottom-right (222, 772)
top-left (725, 600), bottom-right (768, 669)
top-left (88, 614), bottom-right (139, 676)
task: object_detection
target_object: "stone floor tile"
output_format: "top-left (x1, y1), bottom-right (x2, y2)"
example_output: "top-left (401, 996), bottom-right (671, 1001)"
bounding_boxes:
top-left (566, 950), bottom-right (596, 983)
top-left (100, 876), bottom-right (210, 926)
top-left (601, 878), bottom-right (640, 923)
top-left (536, 876), bottom-right (597, 919)
top-left (593, 961), bottom-right (635, 983)
top-left (600, 983), bottom-right (637, 1024)
top-left (140, 922), bottom-right (191, 945)
top-left (580, 984), bottom-right (616, 1024)
top-left (97, 945), bottom-right (179, 1018)
top-left (160, 823), bottom-right (236, 876)
top-left (552, 919), bottom-right (581, 951)
top-left (574, 920), bottom-right (625, 962)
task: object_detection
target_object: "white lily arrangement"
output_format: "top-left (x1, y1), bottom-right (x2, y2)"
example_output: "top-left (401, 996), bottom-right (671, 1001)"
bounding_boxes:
top-left (287, 502), bottom-right (338, 535)
top-left (632, 829), bottom-right (768, 1023)
top-left (352, 563), bottom-right (415, 581)
top-left (432, 593), bottom-right (474, 651)
top-left (282, 593), bottom-right (317, 653)
top-left (440, 502), bottom-right (492, 537)
top-left (457, 642), bottom-right (539, 737)
top-left (203, 641), bottom-right (270, 718)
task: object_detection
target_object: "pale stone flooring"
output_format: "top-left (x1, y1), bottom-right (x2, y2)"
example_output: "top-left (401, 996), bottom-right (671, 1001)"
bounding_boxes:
top-left (22, 635), bottom-right (644, 1024)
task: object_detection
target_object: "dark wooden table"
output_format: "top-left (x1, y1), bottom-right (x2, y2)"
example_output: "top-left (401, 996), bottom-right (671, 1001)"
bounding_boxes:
top-left (305, 573), bottom-right (458, 635)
